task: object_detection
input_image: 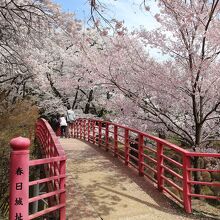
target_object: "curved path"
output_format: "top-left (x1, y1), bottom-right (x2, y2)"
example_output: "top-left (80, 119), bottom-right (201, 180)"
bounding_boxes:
top-left (60, 138), bottom-right (207, 220)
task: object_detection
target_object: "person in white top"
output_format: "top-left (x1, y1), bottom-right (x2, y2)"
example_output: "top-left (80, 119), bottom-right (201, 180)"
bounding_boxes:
top-left (59, 114), bottom-right (67, 138)
top-left (66, 107), bottom-right (76, 137)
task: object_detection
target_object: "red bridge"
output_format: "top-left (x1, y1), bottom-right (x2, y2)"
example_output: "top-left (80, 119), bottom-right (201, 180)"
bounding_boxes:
top-left (8, 118), bottom-right (220, 219)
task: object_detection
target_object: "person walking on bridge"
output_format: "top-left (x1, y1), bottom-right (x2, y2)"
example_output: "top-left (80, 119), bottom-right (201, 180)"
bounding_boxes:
top-left (59, 114), bottom-right (67, 138)
top-left (66, 107), bottom-right (76, 138)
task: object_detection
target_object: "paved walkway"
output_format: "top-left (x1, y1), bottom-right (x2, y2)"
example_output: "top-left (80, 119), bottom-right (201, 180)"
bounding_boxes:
top-left (60, 138), bottom-right (204, 220)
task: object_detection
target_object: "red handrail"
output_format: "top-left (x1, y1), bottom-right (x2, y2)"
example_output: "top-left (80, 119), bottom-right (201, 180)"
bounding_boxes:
top-left (71, 118), bottom-right (220, 214)
top-left (9, 119), bottom-right (66, 220)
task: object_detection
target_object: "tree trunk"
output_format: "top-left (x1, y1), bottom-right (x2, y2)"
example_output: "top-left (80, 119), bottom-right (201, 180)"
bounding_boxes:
top-left (192, 157), bottom-right (201, 194)
top-left (192, 124), bottom-right (202, 195)
top-left (158, 130), bottom-right (166, 139)
top-left (72, 86), bottom-right (79, 109)
top-left (84, 89), bottom-right (93, 114)
top-left (46, 72), bottom-right (70, 108)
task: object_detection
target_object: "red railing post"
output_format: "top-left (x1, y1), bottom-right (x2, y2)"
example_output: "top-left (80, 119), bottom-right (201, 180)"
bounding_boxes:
top-left (183, 154), bottom-right (192, 213)
top-left (74, 122), bottom-right (76, 138)
top-left (80, 120), bottom-right (82, 139)
top-left (74, 120), bottom-right (78, 138)
top-left (98, 122), bottom-right (102, 146)
top-left (9, 137), bottom-right (31, 220)
top-left (105, 122), bottom-right (109, 151)
top-left (92, 121), bottom-right (95, 144)
top-left (78, 120), bottom-right (80, 138)
top-left (83, 119), bottom-right (86, 140)
top-left (59, 159), bottom-right (66, 219)
top-left (138, 134), bottom-right (144, 176)
top-left (87, 120), bottom-right (90, 142)
top-left (73, 121), bottom-right (76, 138)
top-left (76, 121), bottom-right (79, 138)
top-left (125, 129), bottom-right (129, 166)
top-left (69, 123), bottom-right (73, 138)
top-left (43, 126), bottom-right (48, 154)
top-left (73, 122), bottom-right (75, 138)
top-left (114, 125), bottom-right (118, 157)
top-left (157, 142), bottom-right (164, 192)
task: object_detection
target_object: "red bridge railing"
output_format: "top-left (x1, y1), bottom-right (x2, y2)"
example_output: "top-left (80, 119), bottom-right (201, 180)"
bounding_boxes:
top-left (9, 118), bottom-right (66, 220)
top-left (71, 118), bottom-right (220, 213)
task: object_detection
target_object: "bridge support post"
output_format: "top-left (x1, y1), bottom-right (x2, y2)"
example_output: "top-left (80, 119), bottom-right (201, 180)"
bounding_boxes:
top-left (9, 137), bottom-right (30, 220)
top-left (183, 154), bottom-right (192, 213)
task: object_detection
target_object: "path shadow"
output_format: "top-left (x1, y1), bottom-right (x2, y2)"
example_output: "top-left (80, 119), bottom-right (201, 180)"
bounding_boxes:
top-left (65, 139), bottom-right (214, 220)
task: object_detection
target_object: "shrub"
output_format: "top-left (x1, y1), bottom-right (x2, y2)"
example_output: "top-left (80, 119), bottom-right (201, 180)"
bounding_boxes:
top-left (201, 171), bottom-right (212, 182)
top-left (0, 99), bottom-right (39, 218)
top-left (201, 186), bottom-right (214, 196)
top-left (211, 172), bottom-right (220, 181)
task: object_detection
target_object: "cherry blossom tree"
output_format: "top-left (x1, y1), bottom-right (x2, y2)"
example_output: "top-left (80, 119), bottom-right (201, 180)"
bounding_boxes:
top-left (140, 0), bottom-right (220, 148)
top-left (86, 0), bottom-right (220, 150)
top-left (0, 0), bottom-right (88, 116)
top-left (0, 0), bottom-right (51, 97)
top-left (83, 0), bottom-right (220, 194)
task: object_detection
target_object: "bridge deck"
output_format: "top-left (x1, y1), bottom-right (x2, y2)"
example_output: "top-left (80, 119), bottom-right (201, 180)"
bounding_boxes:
top-left (60, 138), bottom-right (196, 220)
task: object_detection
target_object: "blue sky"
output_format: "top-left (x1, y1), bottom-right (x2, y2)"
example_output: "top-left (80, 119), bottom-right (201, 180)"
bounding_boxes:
top-left (52, 0), bottom-right (164, 60)
top-left (53, 0), bottom-right (90, 21)
top-left (53, 0), bottom-right (159, 30)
